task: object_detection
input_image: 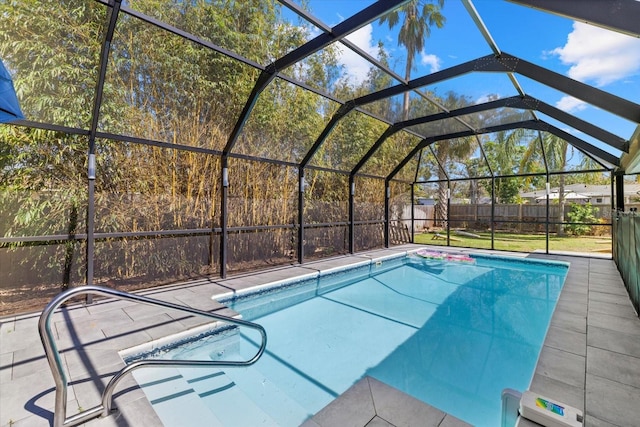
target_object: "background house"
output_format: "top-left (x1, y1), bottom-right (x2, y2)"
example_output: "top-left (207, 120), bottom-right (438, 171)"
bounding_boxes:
top-left (521, 183), bottom-right (640, 206)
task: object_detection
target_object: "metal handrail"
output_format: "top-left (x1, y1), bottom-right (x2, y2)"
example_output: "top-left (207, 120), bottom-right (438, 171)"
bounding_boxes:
top-left (38, 285), bottom-right (267, 427)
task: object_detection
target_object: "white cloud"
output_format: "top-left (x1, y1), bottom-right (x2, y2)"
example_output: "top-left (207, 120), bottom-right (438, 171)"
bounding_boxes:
top-left (420, 53), bottom-right (442, 73)
top-left (550, 22), bottom-right (640, 86)
top-left (556, 95), bottom-right (588, 113)
top-left (560, 127), bottom-right (585, 138)
top-left (474, 94), bottom-right (500, 105)
top-left (336, 24), bottom-right (380, 85)
top-left (561, 127), bottom-right (574, 134)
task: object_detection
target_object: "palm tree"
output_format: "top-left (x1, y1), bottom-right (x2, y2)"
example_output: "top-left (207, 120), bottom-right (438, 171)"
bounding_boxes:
top-left (517, 132), bottom-right (571, 236)
top-left (380, 0), bottom-right (445, 120)
top-left (433, 135), bottom-right (474, 225)
top-left (542, 133), bottom-right (571, 236)
top-left (412, 91), bottom-right (472, 227)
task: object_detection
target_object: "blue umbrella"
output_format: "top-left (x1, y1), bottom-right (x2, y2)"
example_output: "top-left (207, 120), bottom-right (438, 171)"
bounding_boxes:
top-left (0, 59), bottom-right (24, 123)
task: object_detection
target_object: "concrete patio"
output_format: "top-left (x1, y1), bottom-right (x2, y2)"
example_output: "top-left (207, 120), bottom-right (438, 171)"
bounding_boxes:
top-left (1, 245), bottom-right (639, 427)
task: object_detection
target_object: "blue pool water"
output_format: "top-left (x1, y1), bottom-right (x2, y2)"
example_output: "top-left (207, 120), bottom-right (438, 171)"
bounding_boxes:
top-left (128, 253), bottom-right (568, 426)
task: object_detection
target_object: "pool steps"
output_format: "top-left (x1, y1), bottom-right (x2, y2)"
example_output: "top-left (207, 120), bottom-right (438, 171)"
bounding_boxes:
top-left (132, 355), bottom-right (313, 425)
top-left (129, 328), bottom-right (319, 426)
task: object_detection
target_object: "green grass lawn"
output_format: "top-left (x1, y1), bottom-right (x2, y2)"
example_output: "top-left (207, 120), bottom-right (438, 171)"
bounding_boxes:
top-left (414, 231), bottom-right (612, 254)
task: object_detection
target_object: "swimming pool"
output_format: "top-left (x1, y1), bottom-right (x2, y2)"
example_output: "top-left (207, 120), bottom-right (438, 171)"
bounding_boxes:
top-left (126, 252), bottom-right (568, 426)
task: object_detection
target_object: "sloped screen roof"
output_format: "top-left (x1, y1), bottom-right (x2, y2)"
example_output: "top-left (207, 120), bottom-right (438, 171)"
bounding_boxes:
top-left (2, 0), bottom-right (639, 179)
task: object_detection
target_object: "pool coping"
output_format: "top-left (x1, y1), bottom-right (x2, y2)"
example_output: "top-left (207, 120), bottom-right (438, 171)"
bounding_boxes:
top-left (1, 244), bottom-right (639, 427)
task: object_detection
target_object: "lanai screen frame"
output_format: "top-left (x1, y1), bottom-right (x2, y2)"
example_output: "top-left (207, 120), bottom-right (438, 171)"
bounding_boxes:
top-left (1, 0), bottom-right (638, 294)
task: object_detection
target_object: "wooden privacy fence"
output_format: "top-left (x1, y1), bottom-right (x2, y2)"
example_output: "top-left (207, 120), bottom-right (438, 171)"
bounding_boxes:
top-left (404, 205), bottom-right (435, 232)
top-left (449, 203), bottom-right (614, 223)
top-left (403, 203), bottom-right (640, 233)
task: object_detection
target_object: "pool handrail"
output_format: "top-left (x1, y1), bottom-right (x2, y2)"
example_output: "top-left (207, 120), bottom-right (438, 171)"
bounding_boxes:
top-left (38, 285), bottom-right (267, 427)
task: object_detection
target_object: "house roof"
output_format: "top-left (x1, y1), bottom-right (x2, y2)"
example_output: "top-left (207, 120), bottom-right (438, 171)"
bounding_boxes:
top-left (521, 183), bottom-right (640, 199)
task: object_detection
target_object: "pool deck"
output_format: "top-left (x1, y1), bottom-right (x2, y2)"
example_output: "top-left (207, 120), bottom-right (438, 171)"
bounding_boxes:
top-left (1, 245), bottom-right (639, 427)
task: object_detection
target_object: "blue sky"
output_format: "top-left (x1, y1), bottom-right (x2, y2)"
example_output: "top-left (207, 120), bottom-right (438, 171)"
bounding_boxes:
top-left (286, 0), bottom-right (640, 161)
